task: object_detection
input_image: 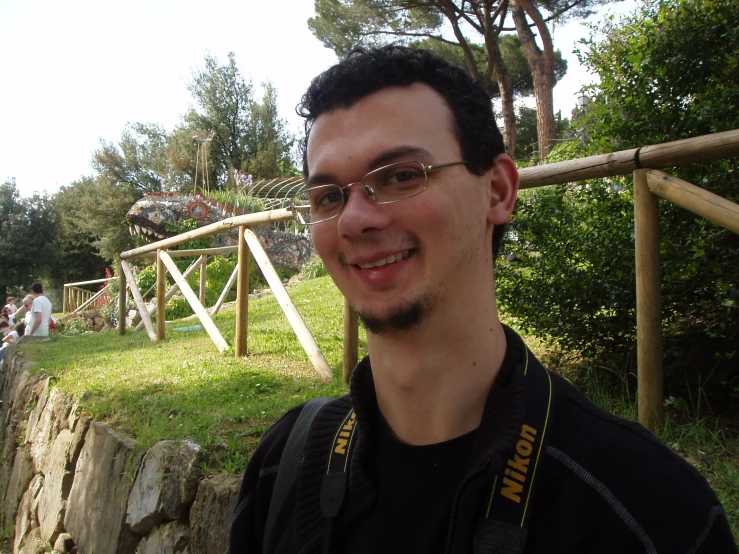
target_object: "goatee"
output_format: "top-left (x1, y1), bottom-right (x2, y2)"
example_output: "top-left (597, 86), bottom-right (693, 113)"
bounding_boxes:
top-left (357, 294), bottom-right (432, 335)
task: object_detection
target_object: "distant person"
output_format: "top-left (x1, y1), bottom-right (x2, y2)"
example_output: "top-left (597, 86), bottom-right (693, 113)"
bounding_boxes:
top-left (19, 295), bottom-right (34, 330)
top-left (29, 282), bottom-right (52, 337)
top-left (4, 297), bottom-right (17, 315)
top-left (2, 306), bottom-right (16, 326)
top-left (2, 320), bottom-right (24, 346)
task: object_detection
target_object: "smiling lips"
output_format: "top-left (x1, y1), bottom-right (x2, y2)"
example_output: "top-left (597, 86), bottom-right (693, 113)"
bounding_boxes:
top-left (357, 249), bottom-right (411, 269)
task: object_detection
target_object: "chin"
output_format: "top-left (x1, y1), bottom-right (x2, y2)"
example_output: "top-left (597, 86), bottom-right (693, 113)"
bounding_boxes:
top-left (355, 293), bottom-right (433, 335)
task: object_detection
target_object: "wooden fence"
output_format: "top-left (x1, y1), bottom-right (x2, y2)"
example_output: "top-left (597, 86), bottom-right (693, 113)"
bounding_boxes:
top-left (62, 277), bottom-right (118, 314)
top-left (117, 129), bottom-right (739, 428)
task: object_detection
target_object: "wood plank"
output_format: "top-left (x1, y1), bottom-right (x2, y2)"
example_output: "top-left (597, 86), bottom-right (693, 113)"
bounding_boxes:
top-left (159, 251), bottom-right (230, 353)
top-left (234, 226), bottom-right (249, 357)
top-left (243, 228), bottom-right (332, 382)
top-left (138, 245), bottom-right (238, 259)
top-left (157, 251), bottom-right (166, 340)
top-left (120, 260), bottom-right (157, 341)
top-left (118, 263), bottom-right (127, 335)
top-left (134, 257), bottom-right (201, 331)
top-left (633, 169), bottom-right (664, 430)
top-left (343, 298), bottom-right (358, 384)
top-left (120, 208), bottom-right (296, 260)
top-left (199, 255), bottom-right (208, 306)
top-left (646, 170), bottom-right (739, 234)
top-left (211, 264), bottom-right (239, 317)
top-left (64, 276), bottom-right (118, 287)
top-left (73, 283), bottom-right (112, 314)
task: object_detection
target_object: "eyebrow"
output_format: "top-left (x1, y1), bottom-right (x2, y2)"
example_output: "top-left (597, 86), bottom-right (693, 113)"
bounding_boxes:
top-left (306, 145), bottom-right (432, 188)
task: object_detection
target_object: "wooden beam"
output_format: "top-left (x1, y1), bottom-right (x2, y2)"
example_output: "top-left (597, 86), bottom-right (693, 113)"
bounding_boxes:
top-left (137, 245), bottom-right (239, 259)
top-left (243, 228), bottom-right (332, 382)
top-left (120, 260), bottom-right (157, 341)
top-left (135, 257), bottom-right (201, 331)
top-left (343, 298), bottom-right (358, 384)
top-left (159, 250), bottom-right (230, 353)
top-left (519, 129), bottom-right (739, 189)
top-left (73, 283), bottom-right (112, 315)
top-left (157, 251), bottom-right (166, 341)
top-left (64, 276), bottom-right (118, 287)
top-left (118, 262), bottom-right (127, 336)
top-left (646, 170), bottom-right (739, 234)
top-left (62, 287), bottom-right (68, 314)
top-left (120, 208), bottom-right (296, 260)
top-left (634, 169), bottom-right (664, 430)
top-left (199, 255), bottom-right (208, 307)
top-left (234, 226), bottom-right (249, 357)
top-left (211, 264), bottom-right (238, 317)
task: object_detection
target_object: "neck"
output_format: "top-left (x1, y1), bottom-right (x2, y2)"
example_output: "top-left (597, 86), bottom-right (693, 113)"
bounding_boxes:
top-left (366, 288), bottom-right (507, 446)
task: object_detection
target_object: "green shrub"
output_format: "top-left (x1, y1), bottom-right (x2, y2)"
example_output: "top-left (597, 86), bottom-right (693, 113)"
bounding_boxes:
top-left (299, 255), bottom-right (328, 280)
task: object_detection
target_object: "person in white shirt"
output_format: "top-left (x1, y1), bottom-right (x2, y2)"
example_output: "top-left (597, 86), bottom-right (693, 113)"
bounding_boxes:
top-left (4, 297), bottom-right (17, 315)
top-left (29, 282), bottom-right (53, 337)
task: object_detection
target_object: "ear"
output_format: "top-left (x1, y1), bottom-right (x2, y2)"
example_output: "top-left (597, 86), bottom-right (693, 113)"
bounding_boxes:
top-left (485, 154), bottom-right (519, 225)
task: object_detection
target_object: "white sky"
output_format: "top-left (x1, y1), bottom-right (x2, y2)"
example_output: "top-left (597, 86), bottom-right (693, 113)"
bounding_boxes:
top-left (0, 0), bottom-right (638, 198)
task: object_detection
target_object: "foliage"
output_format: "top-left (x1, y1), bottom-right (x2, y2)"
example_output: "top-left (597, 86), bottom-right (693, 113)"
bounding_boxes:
top-left (206, 189), bottom-right (266, 214)
top-left (299, 254), bottom-right (329, 280)
top-left (514, 106), bottom-right (570, 163)
top-left (498, 0), bottom-right (739, 385)
top-left (58, 315), bottom-right (94, 336)
top-left (0, 179), bottom-right (61, 295)
top-left (163, 218), bottom-right (216, 251)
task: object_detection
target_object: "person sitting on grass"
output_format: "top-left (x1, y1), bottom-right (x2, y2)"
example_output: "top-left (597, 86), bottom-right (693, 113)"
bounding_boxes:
top-left (2, 321), bottom-right (25, 346)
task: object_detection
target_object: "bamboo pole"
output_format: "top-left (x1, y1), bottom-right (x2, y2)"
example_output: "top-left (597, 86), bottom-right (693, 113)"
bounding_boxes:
top-left (134, 257), bottom-right (201, 331)
top-left (73, 282), bottom-right (112, 314)
top-left (199, 255), bottom-right (208, 307)
top-left (137, 245), bottom-right (238, 260)
top-left (159, 251), bottom-right (229, 353)
top-left (243, 228), bottom-right (332, 382)
top-left (64, 276), bottom-right (118, 287)
top-left (518, 128), bottom-right (739, 189)
top-left (120, 208), bottom-right (296, 260)
top-left (157, 251), bottom-right (166, 341)
top-left (234, 226), bottom-right (249, 357)
top-left (646, 170), bottom-right (739, 234)
top-left (343, 298), bottom-right (358, 384)
top-left (63, 287), bottom-right (68, 314)
top-left (118, 262), bottom-right (127, 336)
top-left (211, 264), bottom-right (238, 317)
top-left (120, 260), bottom-right (157, 342)
top-left (634, 169), bottom-right (664, 430)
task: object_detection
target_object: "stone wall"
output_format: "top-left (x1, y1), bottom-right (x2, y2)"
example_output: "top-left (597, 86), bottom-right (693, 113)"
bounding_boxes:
top-left (0, 346), bottom-right (243, 554)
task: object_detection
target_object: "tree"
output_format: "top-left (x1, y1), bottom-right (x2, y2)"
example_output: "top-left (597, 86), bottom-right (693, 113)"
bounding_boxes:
top-left (308, 0), bottom-right (601, 159)
top-left (497, 0), bottom-right (739, 386)
top-left (0, 179), bottom-right (60, 303)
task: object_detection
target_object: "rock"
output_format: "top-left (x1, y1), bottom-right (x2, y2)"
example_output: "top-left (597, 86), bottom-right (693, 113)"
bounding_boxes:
top-left (37, 416), bottom-right (90, 543)
top-left (188, 474), bottom-right (241, 554)
top-left (65, 422), bottom-right (143, 554)
top-left (27, 385), bottom-right (75, 473)
top-left (53, 532), bottom-right (75, 553)
top-left (16, 527), bottom-right (47, 554)
top-left (1, 445), bottom-right (34, 532)
top-left (134, 521), bottom-right (189, 554)
top-left (14, 474), bottom-right (43, 553)
top-left (126, 439), bottom-right (203, 534)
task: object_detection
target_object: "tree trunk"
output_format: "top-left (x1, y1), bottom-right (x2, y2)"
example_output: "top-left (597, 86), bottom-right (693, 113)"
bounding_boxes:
top-left (0, 284), bottom-right (6, 308)
top-left (511, 0), bottom-right (556, 162)
top-left (487, 41), bottom-right (517, 157)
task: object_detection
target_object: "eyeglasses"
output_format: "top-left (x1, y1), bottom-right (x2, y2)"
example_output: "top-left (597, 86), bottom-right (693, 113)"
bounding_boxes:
top-left (291, 160), bottom-right (466, 225)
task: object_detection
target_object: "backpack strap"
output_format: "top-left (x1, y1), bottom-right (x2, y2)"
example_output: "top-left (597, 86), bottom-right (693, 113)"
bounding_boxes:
top-left (263, 396), bottom-right (333, 554)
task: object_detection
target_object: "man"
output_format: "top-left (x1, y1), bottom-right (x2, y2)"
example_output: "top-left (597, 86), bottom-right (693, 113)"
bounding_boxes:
top-left (230, 47), bottom-right (737, 553)
top-left (29, 282), bottom-right (52, 337)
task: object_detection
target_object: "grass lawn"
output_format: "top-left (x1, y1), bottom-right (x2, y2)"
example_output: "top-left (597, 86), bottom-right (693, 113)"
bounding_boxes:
top-left (19, 275), bottom-right (738, 540)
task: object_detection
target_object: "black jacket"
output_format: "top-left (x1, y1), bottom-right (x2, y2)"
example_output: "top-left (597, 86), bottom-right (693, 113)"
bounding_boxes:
top-left (230, 327), bottom-right (737, 553)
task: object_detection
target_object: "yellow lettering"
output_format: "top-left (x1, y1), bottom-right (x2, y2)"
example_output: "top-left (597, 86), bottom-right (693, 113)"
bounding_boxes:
top-left (520, 424), bottom-right (537, 443)
top-left (504, 467), bottom-right (526, 483)
top-left (507, 454), bottom-right (530, 474)
top-left (516, 439), bottom-right (533, 457)
top-left (339, 430), bottom-right (351, 439)
top-left (500, 477), bottom-right (523, 503)
top-left (334, 438), bottom-right (348, 455)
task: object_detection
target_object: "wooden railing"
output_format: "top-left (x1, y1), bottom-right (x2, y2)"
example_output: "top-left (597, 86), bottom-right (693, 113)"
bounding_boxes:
top-left (118, 129), bottom-right (739, 427)
top-left (63, 277), bottom-right (118, 313)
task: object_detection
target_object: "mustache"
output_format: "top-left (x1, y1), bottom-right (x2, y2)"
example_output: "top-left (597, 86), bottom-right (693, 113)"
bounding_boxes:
top-left (337, 237), bottom-right (420, 267)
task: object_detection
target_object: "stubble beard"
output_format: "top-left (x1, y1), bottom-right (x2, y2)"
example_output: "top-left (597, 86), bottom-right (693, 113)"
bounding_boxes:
top-left (355, 293), bottom-right (434, 335)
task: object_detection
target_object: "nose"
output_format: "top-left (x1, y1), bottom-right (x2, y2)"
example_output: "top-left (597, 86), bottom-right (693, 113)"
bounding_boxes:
top-left (336, 184), bottom-right (393, 238)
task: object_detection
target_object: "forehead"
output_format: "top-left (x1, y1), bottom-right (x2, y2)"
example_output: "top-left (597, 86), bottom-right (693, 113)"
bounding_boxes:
top-left (306, 83), bottom-right (459, 176)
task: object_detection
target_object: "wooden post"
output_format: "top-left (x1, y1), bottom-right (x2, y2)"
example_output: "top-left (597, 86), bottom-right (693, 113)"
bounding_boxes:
top-left (199, 255), bottom-right (208, 307)
top-left (159, 251), bottom-right (230, 353)
top-left (62, 287), bottom-right (67, 313)
top-left (634, 169), bottom-right (664, 430)
top-left (118, 262), bottom-right (127, 336)
top-left (120, 261), bottom-right (158, 342)
top-left (243, 228), bottom-right (332, 382)
top-left (235, 226), bottom-right (250, 357)
top-left (211, 264), bottom-right (239, 317)
top-left (343, 298), bottom-right (358, 383)
top-left (157, 250), bottom-right (166, 341)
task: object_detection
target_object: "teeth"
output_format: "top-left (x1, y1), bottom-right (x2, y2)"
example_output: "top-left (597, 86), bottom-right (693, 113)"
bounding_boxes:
top-left (358, 250), bottom-right (410, 269)
top-left (135, 225), bottom-right (141, 234)
top-left (128, 226), bottom-right (134, 236)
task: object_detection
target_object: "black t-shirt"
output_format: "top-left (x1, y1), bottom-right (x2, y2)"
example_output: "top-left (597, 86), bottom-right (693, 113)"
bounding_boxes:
top-left (345, 413), bottom-right (478, 554)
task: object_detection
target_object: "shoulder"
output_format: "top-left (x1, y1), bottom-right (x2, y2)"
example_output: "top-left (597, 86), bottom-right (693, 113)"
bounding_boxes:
top-left (541, 371), bottom-right (732, 552)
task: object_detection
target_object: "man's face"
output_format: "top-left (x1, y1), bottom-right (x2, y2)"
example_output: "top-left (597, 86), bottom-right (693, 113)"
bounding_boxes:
top-left (306, 84), bottom-right (498, 334)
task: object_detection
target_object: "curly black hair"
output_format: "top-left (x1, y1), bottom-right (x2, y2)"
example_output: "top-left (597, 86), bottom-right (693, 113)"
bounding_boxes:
top-left (297, 45), bottom-right (508, 258)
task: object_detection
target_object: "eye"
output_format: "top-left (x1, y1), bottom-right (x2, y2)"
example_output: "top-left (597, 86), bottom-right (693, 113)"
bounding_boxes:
top-left (310, 187), bottom-right (344, 209)
top-left (376, 164), bottom-right (425, 188)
